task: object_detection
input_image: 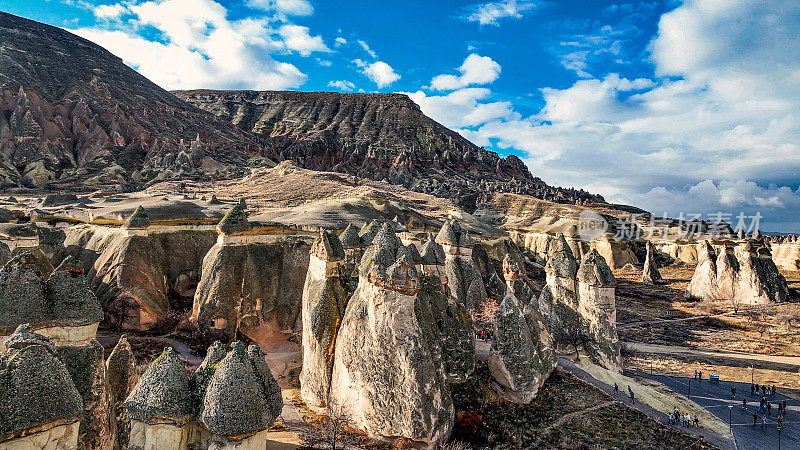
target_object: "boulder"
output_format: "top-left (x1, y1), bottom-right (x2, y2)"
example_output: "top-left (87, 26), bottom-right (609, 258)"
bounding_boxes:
top-left (686, 241), bottom-right (717, 301)
top-left (641, 241), bottom-right (662, 285)
top-left (300, 230), bottom-right (350, 410)
top-left (330, 224), bottom-right (453, 447)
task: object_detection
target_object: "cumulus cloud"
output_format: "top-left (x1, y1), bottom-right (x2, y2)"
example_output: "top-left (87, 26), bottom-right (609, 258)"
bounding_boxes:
top-left (461, 0), bottom-right (539, 26)
top-left (361, 61), bottom-right (400, 88)
top-left (328, 80), bottom-right (356, 91)
top-left (93, 3), bottom-right (129, 19)
top-left (407, 88), bottom-right (516, 129)
top-left (278, 24), bottom-right (329, 56)
top-left (246, 0), bottom-right (313, 16)
top-left (429, 54), bottom-right (501, 91)
top-left (69, 0), bottom-right (332, 90)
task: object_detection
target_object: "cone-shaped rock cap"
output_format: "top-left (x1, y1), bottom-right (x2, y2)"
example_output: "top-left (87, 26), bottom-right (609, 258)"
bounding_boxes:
top-left (698, 240), bottom-right (716, 261)
top-left (199, 342), bottom-right (282, 438)
top-left (392, 215), bottom-right (408, 232)
top-left (546, 234), bottom-right (578, 278)
top-left (435, 219), bottom-right (473, 248)
top-left (0, 325), bottom-right (83, 439)
top-left (106, 335), bottom-right (137, 404)
top-left (420, 234), bottom-right (445, 265)
top-left (54, 254), bottom-right (84, 278)
top-left (339, 223), bottom-right (361, 248)
top-left (359, 219), bottom-right (383, 246)
top-left (311, 229), bottom-right (345, 262)
top-left (736, 229), bottom-right (745, 239)
top-left (123, 206), bottom-right (150, 230)
top-left (192, 341), bottom-right (228, 409)
top-left (4, 324), bottom-right (55, 352)
top-left (362, 224), bottom-right (419, 294)
top-left (752, 229), bottom-right (762, 240)
top-left (405, 243), bottom-right (423, 264)
top-left (217, 199), bottom-right (251, 235)
top-left (124, 347), bottom-right (194, 425)
top-left (577, 249), bottom-right (616, 287)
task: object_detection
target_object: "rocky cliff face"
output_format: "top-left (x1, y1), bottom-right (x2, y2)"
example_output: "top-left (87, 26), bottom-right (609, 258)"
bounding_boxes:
top-left (0, 12), bottom-right (270, 190)
top-left (174, 90), bottom-right (603, 211)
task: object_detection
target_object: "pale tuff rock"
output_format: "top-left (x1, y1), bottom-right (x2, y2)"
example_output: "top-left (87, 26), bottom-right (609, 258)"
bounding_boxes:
top-left (576, 249), bottom-right (621, 371)
top-left (686, 241), bottom-right (717, 301)
top-left (544, 234), bottom-right (578, 308)
top-left (641, 241), bottom-right (662, 285)
top-left (736, 229), bottom-right (746, 240)
top-left (329, 224), bottom-right (453, 447)
top-left (0, 326), bottom-right (83, 446)
top-left (489, 256), bottom-right (555, 404)
top-left (436, 219), bottom-right (487, 310)
top-left (300, 230), bottom-right (350, 410)
top-left (752, 229), bottom-right (763, 240)
top-left (716, 246), bottom-right (739, 301)
top-left (734, 242), bottom-right (790, 304)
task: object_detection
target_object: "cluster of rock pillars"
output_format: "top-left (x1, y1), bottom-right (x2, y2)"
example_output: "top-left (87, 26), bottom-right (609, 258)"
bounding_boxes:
top-left (17, 198), bottom-right (792, 449)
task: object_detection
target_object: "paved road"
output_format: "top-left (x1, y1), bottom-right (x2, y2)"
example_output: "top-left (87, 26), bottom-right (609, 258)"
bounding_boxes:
top-left (633, 370), bottom-right (798, 449)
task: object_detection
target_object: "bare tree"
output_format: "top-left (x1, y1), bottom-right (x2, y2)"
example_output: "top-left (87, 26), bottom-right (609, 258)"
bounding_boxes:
top-left (304, 406), bottom-right (347, 450)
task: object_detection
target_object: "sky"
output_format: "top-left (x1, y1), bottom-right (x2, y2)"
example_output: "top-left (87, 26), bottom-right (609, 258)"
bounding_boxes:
top-left (3, 0), bottom-right (800, 232)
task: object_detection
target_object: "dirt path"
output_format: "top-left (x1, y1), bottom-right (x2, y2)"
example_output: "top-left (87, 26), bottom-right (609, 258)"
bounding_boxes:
top-left (619, 312), bottom-right (734, 328)
top-left (540, 399), bottom-right (615, 432)
top-left (623, 341), bottom-right (800, 369)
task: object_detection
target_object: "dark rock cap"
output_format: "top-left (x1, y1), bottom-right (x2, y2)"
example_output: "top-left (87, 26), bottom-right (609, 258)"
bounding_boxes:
top-left (359, 219), bottom-right (383, 246)
top-left (124, 347), bottom-right (194, 424)
top-left (545, 234), bottom-right (578, 278)
top-left (0, 325), bottom-right (83, 439)
top-left (105, 335), bottom-right (137, 405)
top-left (199, 342), bottom-right (282, 437)
top-left (435, 219), bottom-right (473, 248)
top-left (406, 243), bottom-right (423, 264)
top-left (577, 249), bottom-right (616, 287)
top-left (217, 199), bottom-right (251, 235)
top-left (311, 229), bottom-right (345, 262)
top-left (361, 224), bottom-right (419, 294)
top-left (338, 223), bottom-right (361, 248)
top-left (0, 222), bottom-right (37, 238)
top-left (420, 233), bottom-right (445, 265)
top-left (123, 205), bottom-right (151, 230)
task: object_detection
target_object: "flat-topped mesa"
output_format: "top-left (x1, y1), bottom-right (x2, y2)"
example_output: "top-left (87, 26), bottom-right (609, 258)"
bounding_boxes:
top-left (0, 325), bottom-right (83, 448)
top-left (301, 230), bottom-right (351, 410)
top-left (576, 249), bottom-right (621, 371)
top-left (122, 205), bottom-right (151, 236)
top-left (0, 221), bottom-right (40, 251)
top-left (0, 251), bottom-right (103, 348)
top-left (330, 223), bottom-right (453, 447)
top-left (641, 241), bottom-right (663, 285)
top-left (199, 342), bottom-right (283, 447)
top-left (686, 240), bottom-right (718, 301)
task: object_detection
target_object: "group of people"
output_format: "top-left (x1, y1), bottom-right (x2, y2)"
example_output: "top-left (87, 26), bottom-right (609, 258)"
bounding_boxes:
top-left (668, 407), bottom-right (699, 428)
top-left (476, 330), bottom-right (493, 341)
top-left (692, 370), bottom-right (703, 381)
top-left (751, 383), bottom-right (777, 396)
top-left (612, 383), bottom-right (635, 405)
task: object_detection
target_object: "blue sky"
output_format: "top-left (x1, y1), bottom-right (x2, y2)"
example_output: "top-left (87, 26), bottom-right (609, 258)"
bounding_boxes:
top-left (4, 0), bottom-right (800, 232)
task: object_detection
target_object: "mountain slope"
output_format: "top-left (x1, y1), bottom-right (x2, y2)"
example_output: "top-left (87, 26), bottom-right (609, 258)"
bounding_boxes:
top-left (0, 12), bottom-right (270, 190)
top-left (174, 90), bottom-right (604, 210)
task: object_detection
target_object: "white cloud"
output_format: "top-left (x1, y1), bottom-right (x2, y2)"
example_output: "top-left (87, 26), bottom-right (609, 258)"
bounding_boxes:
top-left (462, 0), bottom-right (539, 26)
top-left (334, 36), bottom-right (347, 46)
top-left (362, 61), bottom-right (400, 88)
top-left (69, 0), bottom-right (327, 90)
top-left (429, 54), bottom-right (501, 91)
top-left (93, 3), bottom-right (128, 19)
top-left (357, 40), bottom-right (377, 58)
top-left (246, 0), bottom-right (313, 16)
top-left (407, 88), bottom-right (516, 129)
top-left (328, 80), bottom-right (356, 91)
top-left (278, 24), bottom-right (329, 56)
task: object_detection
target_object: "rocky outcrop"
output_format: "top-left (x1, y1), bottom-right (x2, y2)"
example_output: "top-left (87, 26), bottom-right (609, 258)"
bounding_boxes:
top-left (300, 230), bottom-right (350, 410)
top-left (191, 201), bottom-right (312, 345)
top-left (106, 336), bottom-right (137, 450)
top-left (0, 12), bottom-right (270, 190)
top-left (716, 245), bottom-right (739, 300)
top-left (0, 326), bottom-right (84, 449)
top-left (576, 249), bottom-right (621, 370)
top-left (329, 224), bottom-right (453, 447)
top-left (641, 241), bottom-right (662, 285)
top-left (436, 219), bottom-right (487, 310)
top-left (175, 90), bottom-right (603, 211)
top-left (489, 256), bottom-right (555, 404)
top-left (686, 241), bottom-right (718, 301)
